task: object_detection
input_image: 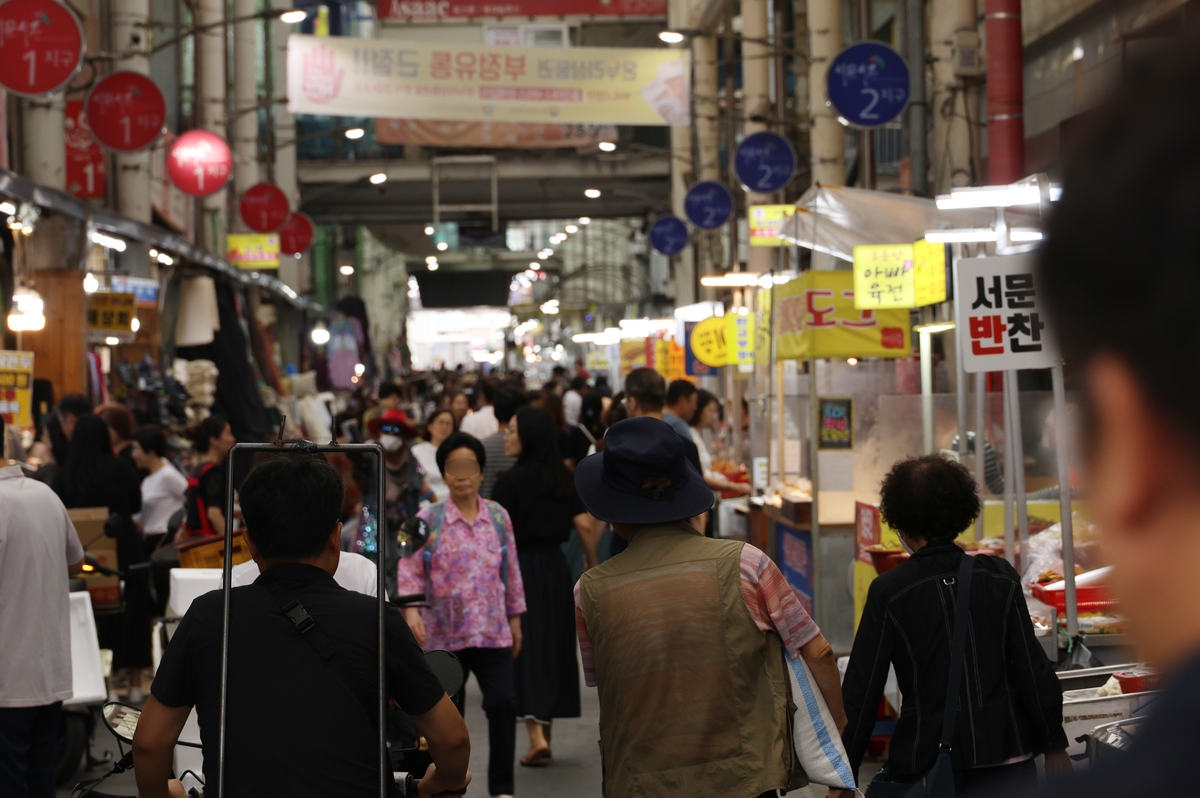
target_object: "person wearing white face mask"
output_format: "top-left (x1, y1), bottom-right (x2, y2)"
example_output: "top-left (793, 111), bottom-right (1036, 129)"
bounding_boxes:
top-left (367, 409), bottom-right (428, 548)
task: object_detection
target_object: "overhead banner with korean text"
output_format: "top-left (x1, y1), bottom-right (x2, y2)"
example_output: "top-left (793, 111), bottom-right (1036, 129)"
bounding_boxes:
top-left (954, 254), bottom-right (1057, 373)
top-left (377, 0), bottom-right (667, 20)
top-left (226, 234), bottom-right (280, 270)
top-left (288, 34), bottom-right (690, 125)
top-left (852, 240), bottom-right (947, 309)
top-left (375, 119), bottom-right (617, 148)
top-left (775, 271), bottom-right (912, 361)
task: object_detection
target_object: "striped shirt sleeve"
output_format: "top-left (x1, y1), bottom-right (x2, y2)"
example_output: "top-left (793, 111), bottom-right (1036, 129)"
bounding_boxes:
top-left (740, 543), bottom-right (821, 655)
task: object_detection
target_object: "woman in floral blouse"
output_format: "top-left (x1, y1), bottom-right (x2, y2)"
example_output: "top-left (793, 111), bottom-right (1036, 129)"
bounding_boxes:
top-left (398, 431), bottom-right (526, 798)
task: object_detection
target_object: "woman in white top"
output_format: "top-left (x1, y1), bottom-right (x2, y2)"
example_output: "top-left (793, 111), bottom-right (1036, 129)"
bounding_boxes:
top-left (689, 390), bottom-right (752, 496)
top-left (411, 408), bottom-right (455, 503)
top-left (130, 425), bottom-right (190, 548)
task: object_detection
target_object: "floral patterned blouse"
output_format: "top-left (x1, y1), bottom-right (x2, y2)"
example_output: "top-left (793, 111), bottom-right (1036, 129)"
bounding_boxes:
top-left (397, 497), bottom-right (526, 652)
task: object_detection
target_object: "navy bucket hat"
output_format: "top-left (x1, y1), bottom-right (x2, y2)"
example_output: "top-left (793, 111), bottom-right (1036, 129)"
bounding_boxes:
top-left (574, 416), bottom-right (714, 525)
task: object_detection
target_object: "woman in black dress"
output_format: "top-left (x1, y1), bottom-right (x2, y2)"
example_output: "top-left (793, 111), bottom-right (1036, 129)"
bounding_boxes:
top-left (53, 414), bottom-right (148, 699)
top-left (492, 406), bottom-right (598, 766)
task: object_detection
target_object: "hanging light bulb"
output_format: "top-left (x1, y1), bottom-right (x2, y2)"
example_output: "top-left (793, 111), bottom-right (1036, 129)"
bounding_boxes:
top-left (311, 320), bottom-right (331, 345)
top-left (83, 273), bottom-right (100, 294)
top-left (7, 286), bottom-right (45, 332)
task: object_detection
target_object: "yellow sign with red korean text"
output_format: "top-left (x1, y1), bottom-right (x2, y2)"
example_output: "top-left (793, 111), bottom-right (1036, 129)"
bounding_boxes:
top-left (0, 351), bottom-right (34, 427)
top-left (774, 271), bottom-right (912, 360)
top-left (748, 204), bottom-right (797, 247)
top-left (287, 35), bottom-right (690, 126)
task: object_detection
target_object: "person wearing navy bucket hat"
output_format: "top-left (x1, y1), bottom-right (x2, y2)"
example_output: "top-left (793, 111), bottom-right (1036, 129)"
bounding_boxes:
top-left (573, 416), bottom-right (848, 798)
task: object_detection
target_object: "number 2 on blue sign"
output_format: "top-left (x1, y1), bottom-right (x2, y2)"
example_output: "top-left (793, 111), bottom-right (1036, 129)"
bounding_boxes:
top-left (860, 88), bottom-right (880, 120)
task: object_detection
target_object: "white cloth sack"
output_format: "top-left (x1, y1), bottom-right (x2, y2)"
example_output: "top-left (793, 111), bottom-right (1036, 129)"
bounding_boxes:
top-left (788, 652), bottom-right (856, 789)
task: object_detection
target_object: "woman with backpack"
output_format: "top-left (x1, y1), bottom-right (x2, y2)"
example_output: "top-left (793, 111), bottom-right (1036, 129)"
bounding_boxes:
top-left (397, 431), bottom-right (526, 798)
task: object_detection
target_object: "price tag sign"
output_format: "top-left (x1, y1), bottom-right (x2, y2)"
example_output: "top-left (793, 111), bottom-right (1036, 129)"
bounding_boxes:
top-left (649, 215), bottom-right (688, 255)
top-left (734, 131), bottom-right (797, 193)
top-left (167, 129), bottom-right (232, 197)
top-left (239, 183), bottom-right (291, 233)
top-left (0, 351), bottom-right (34, 427)
top-left (684, 181), bottom-right (734, 229)
top-left (84, 71), bottom-right (167, 152)
top-left (827, 41), bottom-right (910, 128)
top-left (0, 0), bottom-right (84, 96)
top-left (279, 212), bottom-right (315, 255)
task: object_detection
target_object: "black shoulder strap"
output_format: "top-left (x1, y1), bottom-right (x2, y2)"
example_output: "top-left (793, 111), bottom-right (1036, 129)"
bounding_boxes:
top-left (263, 581), bottom-right (338, 660)
top-left (940, 552), bottom-right (976, 752)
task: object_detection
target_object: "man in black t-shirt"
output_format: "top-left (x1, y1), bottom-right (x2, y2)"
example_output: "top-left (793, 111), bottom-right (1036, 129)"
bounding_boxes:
top-left (133, 457), bottom-right (470, 798)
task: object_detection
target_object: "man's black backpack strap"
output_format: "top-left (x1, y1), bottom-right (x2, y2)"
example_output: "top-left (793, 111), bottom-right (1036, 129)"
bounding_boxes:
top-left (939, 551), bottom-right (977, 751)
top-left (263, 581), bottom-right (339, 660)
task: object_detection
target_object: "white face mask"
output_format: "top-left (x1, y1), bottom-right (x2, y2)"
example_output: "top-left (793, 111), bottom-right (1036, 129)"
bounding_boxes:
top-left (379, 434), bottom-right (404, 453)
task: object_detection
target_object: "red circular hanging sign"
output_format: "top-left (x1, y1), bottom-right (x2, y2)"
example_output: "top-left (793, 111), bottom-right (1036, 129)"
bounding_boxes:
top-left (0, 0), bottom-right (85, 96)
top-left (84, 71), bottom-right (167, 152)
top-left (279, 212), bottom-right (315, 255)
top-left (166, 130), bottom-right (232, 197)
top-left (239, 183), bottom-right (290, 233)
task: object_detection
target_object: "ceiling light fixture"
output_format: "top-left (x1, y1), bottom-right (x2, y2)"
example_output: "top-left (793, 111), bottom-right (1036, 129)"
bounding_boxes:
top-left (658, 30), bottom-right (685, 43)
top-left (424, 225), bottom-right (435, 235)
top-left (279, 8), bottom-right (308, 23)
top-left (578, 217), bottom-right (591, 225)
top-left (437, 241), bottom-right (448, 251)
top-left (598, 141), bottom-right (617, 152)
top-left (584, 188), bottom-right (601, 199)
top-left (344, 127), bottom-right (365, 140)
top-left (369, 172), bottom-right (387, 185)
top-left (565, 224), bottom-right (578, 234)
top-left (340, 264), bottom-right (355, 275)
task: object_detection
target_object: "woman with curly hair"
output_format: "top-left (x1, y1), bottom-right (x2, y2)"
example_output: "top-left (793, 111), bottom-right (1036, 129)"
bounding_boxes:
top-left (834, 455), bottom-right (1069, 798)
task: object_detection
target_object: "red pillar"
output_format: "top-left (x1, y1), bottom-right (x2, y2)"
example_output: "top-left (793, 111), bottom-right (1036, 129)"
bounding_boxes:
top-left (985, 0), bottom-right (1025, 184)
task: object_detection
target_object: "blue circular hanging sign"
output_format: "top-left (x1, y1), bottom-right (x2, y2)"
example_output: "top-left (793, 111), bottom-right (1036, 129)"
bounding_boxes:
top-left (684, 181), bottom-right (734, 229)
top-left (649, 215), bottom-right (689, 255)
top-left (734, 131), bottom-right (798, 193)
top-left (827, 41), bottom-right (911, 128)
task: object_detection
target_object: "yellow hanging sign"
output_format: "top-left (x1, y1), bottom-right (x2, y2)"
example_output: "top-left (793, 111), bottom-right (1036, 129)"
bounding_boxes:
top-left (688, 316), bottom-right (726, 368)
top-left (755, 286), bottom-right (772, 365)
top-left (0, 351), bottom-right (34, 427)
top-left (853, 240), bottom-right (947, 310)
top-left (226, 234), bottom-right (280, 270)
top-left (748, 204), bottom-right (797, 247)
top-left (87, 293), bottom-right (138, 343)
top-left (775, 271), bottom-right (913, 360)
top-left (619, 339), bottom-right (648, 374)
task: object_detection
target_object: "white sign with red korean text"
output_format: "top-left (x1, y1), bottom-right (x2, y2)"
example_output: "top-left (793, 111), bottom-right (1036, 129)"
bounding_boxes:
top-left (955, 254), bottom-right (1058, 373)
top-left (286, 34), bottom-right (689, 125)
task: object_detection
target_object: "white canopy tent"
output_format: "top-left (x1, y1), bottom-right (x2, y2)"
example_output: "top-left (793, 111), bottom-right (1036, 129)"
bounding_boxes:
top-left (776, 184), bottom-right (1032, 261)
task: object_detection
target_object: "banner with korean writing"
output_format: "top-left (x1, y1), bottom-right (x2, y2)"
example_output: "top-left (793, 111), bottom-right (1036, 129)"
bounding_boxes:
top-left (853, 240), bottom-right (947, 310)
top-left (775, 270), bottom-right (912, 361)
top-left (619, 339), bottom-right (648, 374)
top-left (375, 119), bottom-right (617, 148)
top-left (0, 351), bottom-right (34, 427)
top-left (755, 287), bottom-right (772, 365)
top-left (725, 312), bottom-right (755, 366)
top-left (377, 0), bottom-right (667, 20)
top-left (748, 204), bottom-right (797, 247)
top-left (287, 35), bottom-right (689, 125)
top-left (87, 293), bottom-right (137, 343)
top-left (226, 233), bottom-right (280, 269)
top-left (954, 254), bottom-right (1057, 373)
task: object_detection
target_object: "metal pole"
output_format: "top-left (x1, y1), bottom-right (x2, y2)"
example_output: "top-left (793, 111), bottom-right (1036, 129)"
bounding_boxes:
top-left (907, 0), bottom-right (928, 194)
top-left (974, 371), bottom-right (986, 541)
top-left (858, 0), bottom-right (875, 191)
top-left (1052, 363), bottom-right (1078, 636)
top-left (956, 333), bottom-right (968, 460)
top-left (1006, 369), bottom-right (1030, 572)
top-left (1002, 376), bottom-right (1014, 564)
top-left (920, 329), bottom-right (934, 454)
top-left (808, 357), bottom-right (821, 613)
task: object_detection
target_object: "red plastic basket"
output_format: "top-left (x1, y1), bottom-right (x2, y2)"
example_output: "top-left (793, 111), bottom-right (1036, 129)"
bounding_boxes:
top-left (1029, 582), bottom-right (1117, 613)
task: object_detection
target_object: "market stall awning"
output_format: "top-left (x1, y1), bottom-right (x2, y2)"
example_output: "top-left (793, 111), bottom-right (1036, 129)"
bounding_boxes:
top-left (777, 184), bottom-right (1022, 262)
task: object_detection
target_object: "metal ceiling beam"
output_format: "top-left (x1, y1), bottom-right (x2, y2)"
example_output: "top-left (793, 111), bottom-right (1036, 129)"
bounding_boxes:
top-left (297, 153), bottom-right (670, 185)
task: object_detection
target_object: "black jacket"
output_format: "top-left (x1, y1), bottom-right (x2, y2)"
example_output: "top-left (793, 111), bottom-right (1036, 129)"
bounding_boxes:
top-left (842, 543), bottom-right (1068, 780)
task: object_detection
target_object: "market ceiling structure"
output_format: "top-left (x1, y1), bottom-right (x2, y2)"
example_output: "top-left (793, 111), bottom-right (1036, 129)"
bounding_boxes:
top-left (297, 149), bottom-right (671, 226)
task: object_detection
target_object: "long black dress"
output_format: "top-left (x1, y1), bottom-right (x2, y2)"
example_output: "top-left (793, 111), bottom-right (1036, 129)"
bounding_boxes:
top-left (491, 464), bottom-right (583, 723)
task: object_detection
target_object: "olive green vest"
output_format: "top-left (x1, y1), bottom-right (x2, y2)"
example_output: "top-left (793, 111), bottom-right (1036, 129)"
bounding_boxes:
top-left (579, 522), bottom-right (803, 798)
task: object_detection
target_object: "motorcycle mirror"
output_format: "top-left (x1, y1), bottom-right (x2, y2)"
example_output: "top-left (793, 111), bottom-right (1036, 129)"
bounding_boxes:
top-left (103, 702), bottom-right (142, 745)
top-left (403, 517), bottom-right (431, 552)
top-left (424, 650), bottom-right (466, 699)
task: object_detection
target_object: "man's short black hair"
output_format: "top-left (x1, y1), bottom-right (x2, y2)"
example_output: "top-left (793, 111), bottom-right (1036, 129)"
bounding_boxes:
top-left (435, 431), bottom-right (487, 477)
top-left (239, 457), bottom-right (345, 560)
top-left (479, 380), bottom-right (496, 404)
top-left (194, 414), bottom-right (229, 454)
top-left (59, 393), bottom-right (91, 418)
top-left (493, 388), bottom-right (527, 425)
top-left (378, 382), bottom-right (402, 400)
top-left (878, 455), bottom-right (981, 545)
top-left (666, 379), bottom-right (697, 407)
top-left (1039, 38), bottom-right (1200, 458)
top-left (624, 368), bottom-right (666, 413)
top-left (133, 424), bottom-right (168, 458)
top-left (569, 376), bottom-right (587, 391)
